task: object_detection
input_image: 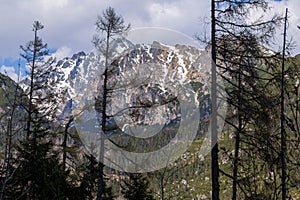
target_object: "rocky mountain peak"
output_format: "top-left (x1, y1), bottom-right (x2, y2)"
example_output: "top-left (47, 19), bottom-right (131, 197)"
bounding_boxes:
top-left (21, 38), bottom-right (209, 126)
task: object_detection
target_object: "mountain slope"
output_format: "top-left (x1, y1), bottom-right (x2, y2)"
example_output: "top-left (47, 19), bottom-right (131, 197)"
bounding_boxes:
top-left (20, 38), bottom-right (210, 125)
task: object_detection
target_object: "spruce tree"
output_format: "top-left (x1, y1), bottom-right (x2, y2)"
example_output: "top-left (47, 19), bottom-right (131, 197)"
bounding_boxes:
top-left (7, 21), bottom-right (68, 199)
top-left (79, 154), bottom-right (114, 200)
top-left (121, 173), bottom-right (154, 200)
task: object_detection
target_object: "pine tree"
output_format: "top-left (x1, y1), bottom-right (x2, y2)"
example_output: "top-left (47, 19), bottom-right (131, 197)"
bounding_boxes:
top-left (12, 137), bottom-right (68, 199)
top-left (78, 154), bottom-right (114, 200)
top-left (20, 21), bottom-right (58, 139)
top-left (6, 21), bottom-right (68, 199)
top-left (121, 173), bottom-right (154, 200)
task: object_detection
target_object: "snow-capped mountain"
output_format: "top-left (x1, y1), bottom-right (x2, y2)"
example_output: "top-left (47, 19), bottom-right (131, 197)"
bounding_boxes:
top-left (20, 37), bottom-right (211, 128)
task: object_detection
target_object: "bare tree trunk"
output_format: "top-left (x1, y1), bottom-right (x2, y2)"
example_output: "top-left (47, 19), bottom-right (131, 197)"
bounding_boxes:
top-left (26, 26), bottom-right (39, 140)
top-left (211, 0), bottom-right (220, 199)
top-left (62, 117), bottom-right (73, 171)
top-left (280, 8), bottom-right (288, 200)
top-left (97, 30), bottom-right (110, 200)
top-left (232, 69), bottom-right (241, 200)
top-left (160, 175), bottom-right (164, 200)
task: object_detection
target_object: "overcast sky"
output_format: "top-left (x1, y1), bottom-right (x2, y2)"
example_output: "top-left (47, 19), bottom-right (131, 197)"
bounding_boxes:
top-left (0, 0), bottom-right (299, 81)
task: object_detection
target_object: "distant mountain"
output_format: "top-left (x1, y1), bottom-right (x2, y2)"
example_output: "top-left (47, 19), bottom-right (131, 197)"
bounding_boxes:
top-left (0, 74), bottom-right (18, 112)
top-left (20, 38), bottom-right (210, 125)
top-left (0, 73), bottom-right (25, 114)
top-left (0, 73), bottom-right (27, 143)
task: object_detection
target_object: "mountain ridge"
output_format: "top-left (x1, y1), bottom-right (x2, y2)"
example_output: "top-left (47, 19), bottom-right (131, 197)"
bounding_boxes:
top-left (19, 38), bottom-right (209, 126)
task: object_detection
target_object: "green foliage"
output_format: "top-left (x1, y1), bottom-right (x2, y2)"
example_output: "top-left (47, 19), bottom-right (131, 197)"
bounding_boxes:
top-left (7, 132), bottom-right (69, 199)
top-left (121, 173), bottom-right (154, 200)
top-left (77, 154), bottom-right (114, 200)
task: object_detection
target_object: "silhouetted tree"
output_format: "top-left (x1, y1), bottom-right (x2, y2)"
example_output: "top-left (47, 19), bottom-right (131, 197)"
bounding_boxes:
top-left (207, 0), bottom-right (284, 199)
top-left (7, 21), bottom-right (69, 199)
top-left (93, 7), bottom-right (130, 200)
top-left (121, 173), bottom-right (154, 200)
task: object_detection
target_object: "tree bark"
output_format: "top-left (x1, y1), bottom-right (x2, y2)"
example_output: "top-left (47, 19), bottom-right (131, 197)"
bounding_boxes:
top-left (280, 8), bottom-right (288, 200)
top-left (211, 0), bottom-right (220, 199)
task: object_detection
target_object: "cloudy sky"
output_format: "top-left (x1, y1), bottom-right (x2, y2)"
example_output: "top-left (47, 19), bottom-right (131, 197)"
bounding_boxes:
top-left (0, 0), bottom-right (299, 81)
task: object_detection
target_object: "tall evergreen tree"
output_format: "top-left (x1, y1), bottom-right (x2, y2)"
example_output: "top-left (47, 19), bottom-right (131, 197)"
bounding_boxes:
top-left (20, 21), bottom-right (58, 139)
top-left (77, 153), bottom-right (114, 200)
top-left (121, 173), bottom-right (154, 200)
top-left (5, 21), bottom-right (69, 199)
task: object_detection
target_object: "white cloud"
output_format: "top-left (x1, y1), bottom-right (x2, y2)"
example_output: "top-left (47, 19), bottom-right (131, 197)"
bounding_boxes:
top-left (0, 0), bottom-right (209, 61)
top-left (149, 3), bottom-right (183, 23)
top-left (0, 0), bottom-right (299, 64)
top-left (127, 27), bottom-right (201, 48)
top-left (147, 0), bottom-right (210, 32)
top-left (0, 65), bottom-right (21, 82)
top-left (272, 0), bottom-right (300, 54)
top-left (247, 0), bottom-right (300, 54)
top-left (51, 46), bottom-right (72, 60)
